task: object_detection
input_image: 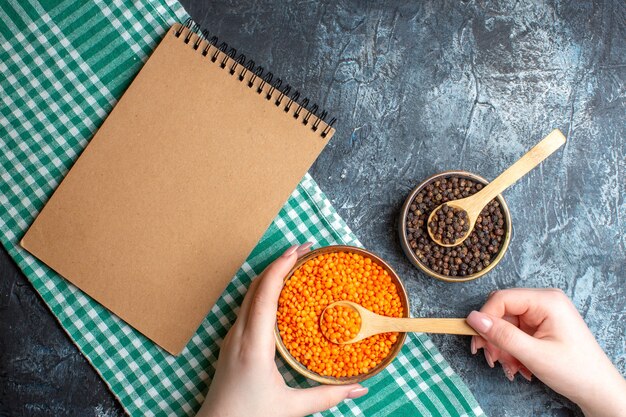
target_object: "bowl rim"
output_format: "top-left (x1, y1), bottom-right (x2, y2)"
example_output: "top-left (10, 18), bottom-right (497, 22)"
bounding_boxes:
top-left (274, 245), bottom-right (410, 385)
top-left (398, 170), bottom-right (512, 283)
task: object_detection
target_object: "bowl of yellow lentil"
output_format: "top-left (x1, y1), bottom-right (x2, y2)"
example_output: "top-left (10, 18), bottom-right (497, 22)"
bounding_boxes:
top-left (275, 245), bottom-right (410, 385)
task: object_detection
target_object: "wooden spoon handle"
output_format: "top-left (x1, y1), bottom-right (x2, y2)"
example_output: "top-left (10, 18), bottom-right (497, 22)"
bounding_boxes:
top-left (470, 129), bottom-right (566, 211)
top-left (375, 317), bottom-right (478, 335)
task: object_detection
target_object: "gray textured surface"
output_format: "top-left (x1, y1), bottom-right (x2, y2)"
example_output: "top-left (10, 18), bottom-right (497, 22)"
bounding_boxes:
top-left (1, 0), bottom-right (624, 416)
top-left (0, 248), bottom-right (125, 417)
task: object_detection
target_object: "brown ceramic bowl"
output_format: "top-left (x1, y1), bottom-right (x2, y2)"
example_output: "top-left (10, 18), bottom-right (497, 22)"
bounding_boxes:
top-left (274, 245), bottom-right (410, 385)
top-left (398, 171), bottom-right (512, 282)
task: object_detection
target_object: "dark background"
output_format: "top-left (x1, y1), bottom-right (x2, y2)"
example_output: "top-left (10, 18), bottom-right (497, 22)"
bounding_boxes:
top-left (1, 0), bottom-right (624, 416)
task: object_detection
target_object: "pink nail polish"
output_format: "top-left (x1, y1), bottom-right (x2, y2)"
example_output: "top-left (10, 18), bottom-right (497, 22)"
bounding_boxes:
top-left (466, 311), bottom-right (493, 333)
top-left (347, 387), bottom-right (368, 399)
top-left (471, 337), bottom-right (477, 355)
top-left (296, 242), bottom-right (313, 255)
top-left (502, 364), bottom-right (515, 381)
top-left (484, 350), bottom-right (495, 368)
top-left (282, 245), bottom-right (299, 257)
top-left (519, 367), bottom-right (533, 382)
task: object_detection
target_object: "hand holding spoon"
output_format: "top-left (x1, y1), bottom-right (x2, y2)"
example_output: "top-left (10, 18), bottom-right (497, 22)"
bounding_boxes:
top-left (320, 301), bottom-right (477, 344)
top-left (427, 129), bottom-right (566, 247)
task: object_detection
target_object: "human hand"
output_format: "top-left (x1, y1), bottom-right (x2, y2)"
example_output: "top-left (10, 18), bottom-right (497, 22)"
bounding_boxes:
top-left (466, 288), bottom-right (626, 417)
top-left (197, 244), bottom-right (368, 417)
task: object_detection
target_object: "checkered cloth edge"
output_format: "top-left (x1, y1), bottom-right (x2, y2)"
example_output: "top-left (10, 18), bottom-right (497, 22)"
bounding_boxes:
top-left (0, 1), bottom-right (485, 416)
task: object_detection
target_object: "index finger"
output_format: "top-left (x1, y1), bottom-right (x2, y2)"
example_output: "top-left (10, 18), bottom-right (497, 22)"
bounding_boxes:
top-left (480, 288), bottom-right (563, 327)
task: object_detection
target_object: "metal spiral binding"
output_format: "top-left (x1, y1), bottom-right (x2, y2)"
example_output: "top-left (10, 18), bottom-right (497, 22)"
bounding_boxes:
top-left (174, 18), bottom-right (336, 138)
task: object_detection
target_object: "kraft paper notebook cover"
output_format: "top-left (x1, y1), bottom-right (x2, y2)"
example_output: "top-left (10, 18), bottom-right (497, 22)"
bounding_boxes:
top-left (21, 21), bottom-right (335, 355)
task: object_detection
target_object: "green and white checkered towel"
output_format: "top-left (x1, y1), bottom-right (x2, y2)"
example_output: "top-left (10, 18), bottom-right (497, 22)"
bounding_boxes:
top-left (0, 1), bottom-right (485, 416)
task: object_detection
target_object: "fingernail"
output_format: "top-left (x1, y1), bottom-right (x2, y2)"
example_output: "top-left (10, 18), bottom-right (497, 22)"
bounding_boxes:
top-left (466, 311), bottom-right (493, 334)
top-left (519, 367), bottom-right (533, 382)
top-left (470, 336), bottom-right (477, 355)
top-left (502, 364), bottom-right (515, 381)
top-left (484, 350), bottom-right (495, 368)
top-left (282, 245), bottom-right (299, 257)
top-left (296, 242), bottom-right (313, 255)
top-left (346, 386), bottom-right (368, 399)
top-left (488, 290), bottom-right (497, 298)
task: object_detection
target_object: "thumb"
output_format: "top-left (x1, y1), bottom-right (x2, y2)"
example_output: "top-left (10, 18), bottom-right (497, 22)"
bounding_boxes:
top-left (466, 311), bottom-right (541, 365)
top-left (287, 384), bottom-right (368, 416)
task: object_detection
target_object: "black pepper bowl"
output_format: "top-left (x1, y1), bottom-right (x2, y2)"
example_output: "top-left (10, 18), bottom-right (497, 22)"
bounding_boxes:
top-left (398, 171), bottom-right (512, 282)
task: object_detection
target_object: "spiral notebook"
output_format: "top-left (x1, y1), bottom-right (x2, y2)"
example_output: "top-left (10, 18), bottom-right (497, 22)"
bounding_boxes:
top-left (20, 21), bottom-right (335, 355)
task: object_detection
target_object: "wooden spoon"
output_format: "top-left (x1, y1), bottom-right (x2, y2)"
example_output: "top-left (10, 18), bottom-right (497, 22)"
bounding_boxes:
top-left (427, 129), bottom-right (566, 247)
top-left (320, 301), bottom-right (477, 344)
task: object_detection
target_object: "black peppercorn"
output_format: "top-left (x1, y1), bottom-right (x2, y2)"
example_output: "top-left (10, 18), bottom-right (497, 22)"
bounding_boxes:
top-left (428, 204), bottom-right (470, 245)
